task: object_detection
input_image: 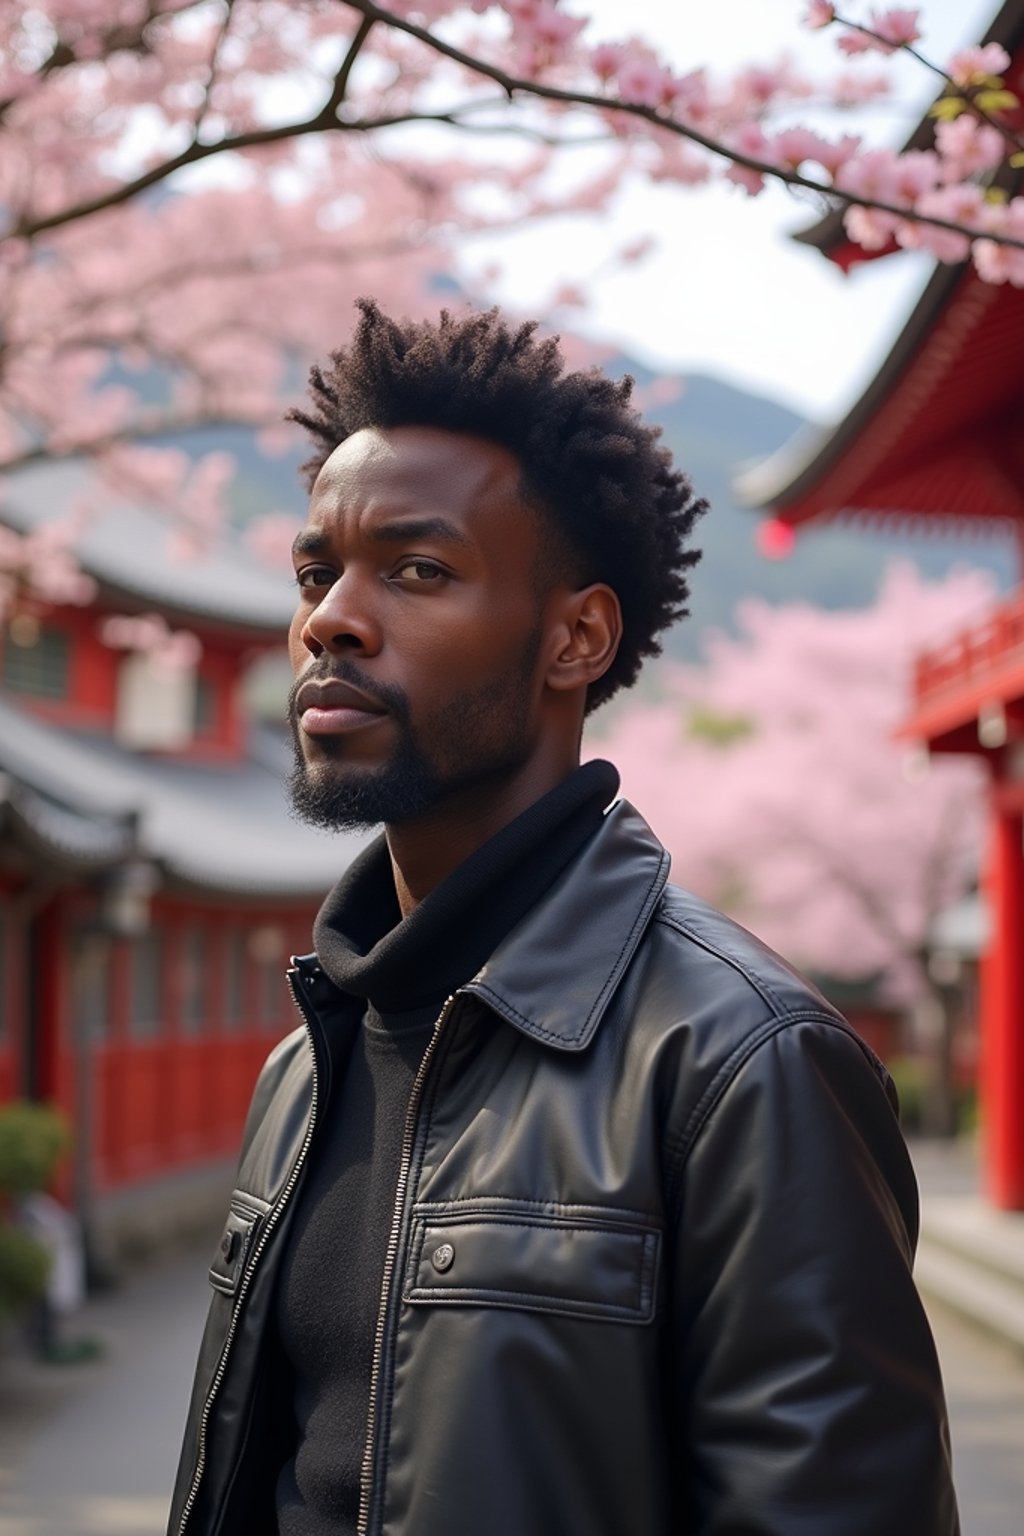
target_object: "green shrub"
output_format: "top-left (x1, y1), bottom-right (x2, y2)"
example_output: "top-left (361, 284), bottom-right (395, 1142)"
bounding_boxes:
top-left (0, 1225), bottom-right (51, 1317)
top-left (0, 1102), bottom-right (70, 1196)
top-left (0, 1102), bottom-right (72, 1320)
top-left (886, 1056), bottom-right (928, 1134)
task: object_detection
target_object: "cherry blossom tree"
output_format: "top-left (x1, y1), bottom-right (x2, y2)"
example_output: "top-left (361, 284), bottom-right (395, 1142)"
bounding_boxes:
top-left (591, 562), bottom-right (989, 1007)
top-left (2, 0), bottom-right (1023, 617)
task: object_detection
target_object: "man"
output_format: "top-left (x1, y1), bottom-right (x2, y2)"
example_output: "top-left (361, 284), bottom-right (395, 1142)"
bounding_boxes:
top-left (170, 301), bottom-right (958, 1536)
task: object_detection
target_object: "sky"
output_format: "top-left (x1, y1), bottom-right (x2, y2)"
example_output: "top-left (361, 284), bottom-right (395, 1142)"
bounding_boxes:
top-left (461, 0), bottom-right (1000, 421)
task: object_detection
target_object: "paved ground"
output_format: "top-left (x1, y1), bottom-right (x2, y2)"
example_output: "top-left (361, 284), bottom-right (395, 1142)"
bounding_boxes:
top-left (0, 1242), bottom-right (210, 1535)
top-left (1, 1157), bottom-right (1023, 1534)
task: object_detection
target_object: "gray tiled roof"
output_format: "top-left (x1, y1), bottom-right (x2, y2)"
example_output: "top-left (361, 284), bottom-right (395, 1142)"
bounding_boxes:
top-left (0, 696), bottom-right (366, 897)
top-left (0, 773), bottom-right (135, 865)
top-left (2, 462), bottom-right (296, 633)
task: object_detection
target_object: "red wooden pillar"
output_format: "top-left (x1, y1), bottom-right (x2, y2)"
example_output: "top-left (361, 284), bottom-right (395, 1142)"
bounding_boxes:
top-left (980, 803), bottom-right (1024, 1209)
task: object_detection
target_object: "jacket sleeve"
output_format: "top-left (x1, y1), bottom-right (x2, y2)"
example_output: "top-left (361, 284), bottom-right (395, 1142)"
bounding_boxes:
top-left (667, 1012), bottom-right (959, 1536)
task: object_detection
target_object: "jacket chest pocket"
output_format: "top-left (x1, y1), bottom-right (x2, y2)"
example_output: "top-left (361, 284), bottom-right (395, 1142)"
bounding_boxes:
top-left (208, 1191), bottom-right (270, 1297)
top-left (404, 1203), bottom-right (660, 1324)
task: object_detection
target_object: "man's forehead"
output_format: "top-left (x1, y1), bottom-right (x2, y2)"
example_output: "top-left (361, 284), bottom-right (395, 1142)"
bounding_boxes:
top-left (311, 425), bottom-right (523, 506)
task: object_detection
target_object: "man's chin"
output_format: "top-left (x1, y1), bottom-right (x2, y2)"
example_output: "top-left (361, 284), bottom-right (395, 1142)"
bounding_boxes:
top-left (287, 756), bottom-right (439, 832)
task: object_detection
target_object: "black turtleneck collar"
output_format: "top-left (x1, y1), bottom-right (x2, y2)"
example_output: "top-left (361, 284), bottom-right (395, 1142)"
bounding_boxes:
top-left (312, 759), bottom-right (620, 1013)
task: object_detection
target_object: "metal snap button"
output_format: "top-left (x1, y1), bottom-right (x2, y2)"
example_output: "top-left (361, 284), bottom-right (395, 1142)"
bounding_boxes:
top-left (431, 1242), bottom-right (455, 1273)
top-left (220, 1229), bottom-right (238, 1262)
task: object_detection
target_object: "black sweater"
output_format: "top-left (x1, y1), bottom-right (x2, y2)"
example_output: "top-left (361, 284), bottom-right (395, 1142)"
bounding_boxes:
top-left (274, 760), bottom-right (619, 1536)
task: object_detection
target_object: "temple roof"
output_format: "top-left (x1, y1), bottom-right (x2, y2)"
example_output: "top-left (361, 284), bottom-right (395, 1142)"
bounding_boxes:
top-left (737, 3), bottom-right (1024, 532)
top-left (736, 261), bottom-right (1024, 531)
top-left (2, 461), bottom-right (296, 638)
top-left (0, 694), bottom-right (365, 897)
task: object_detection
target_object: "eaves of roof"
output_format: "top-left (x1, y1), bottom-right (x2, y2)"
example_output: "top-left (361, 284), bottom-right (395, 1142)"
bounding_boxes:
top-left (1, 461), bottom-right (297, 638)
top-left (0, 697), bottom-right (366, 900)
top-left (735, 258), bottom-right (968, 517)
top-left (0, 773), bottom-right (135, 871)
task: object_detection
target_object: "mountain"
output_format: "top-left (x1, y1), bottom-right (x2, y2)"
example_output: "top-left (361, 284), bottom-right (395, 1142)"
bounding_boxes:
top-left (602, 358), bottom-right (1016, 663)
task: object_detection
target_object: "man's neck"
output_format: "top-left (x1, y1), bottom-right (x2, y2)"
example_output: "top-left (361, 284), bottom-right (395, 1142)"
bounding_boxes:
top-left (386, 755), bottom-right (580, 917)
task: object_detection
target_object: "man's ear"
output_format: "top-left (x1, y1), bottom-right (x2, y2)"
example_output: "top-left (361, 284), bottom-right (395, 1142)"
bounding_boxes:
top-left (544, 584), bottom-right (623, 695)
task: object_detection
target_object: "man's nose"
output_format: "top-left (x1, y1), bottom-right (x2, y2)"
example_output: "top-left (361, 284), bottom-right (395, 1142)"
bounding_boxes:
top-left (299, 572), bottom-right (382, 658)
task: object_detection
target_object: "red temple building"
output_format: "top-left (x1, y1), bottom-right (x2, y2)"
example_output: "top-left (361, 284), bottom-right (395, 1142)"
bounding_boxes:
top-left (0, 461), bottom-right (361, 1260)
top-left (741, 0), bottom-right (1024, 1208)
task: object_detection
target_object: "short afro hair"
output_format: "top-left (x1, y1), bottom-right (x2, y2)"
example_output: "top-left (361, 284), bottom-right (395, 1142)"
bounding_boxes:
top-left (287, 299), bottom-right (706, 713)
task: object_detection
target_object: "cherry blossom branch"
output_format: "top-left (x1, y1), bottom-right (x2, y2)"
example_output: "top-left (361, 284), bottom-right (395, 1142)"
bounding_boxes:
top-left (326, 12), bottom-right (378, 116)
top-left (829, 7), bottom-right (1024, 154)
top-left (338, 1), bottom-right (1024, 252)
top-left (190, 0), bottom-right (240, 145)
top-left (6, 0), bottom-right (1024, 255)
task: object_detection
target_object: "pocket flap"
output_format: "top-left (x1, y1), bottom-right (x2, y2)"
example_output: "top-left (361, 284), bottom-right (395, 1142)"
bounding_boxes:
top-left (405, 1210), bottom-right (660, 1324)
top-left (208, 1192), bottom-right (269, 1296)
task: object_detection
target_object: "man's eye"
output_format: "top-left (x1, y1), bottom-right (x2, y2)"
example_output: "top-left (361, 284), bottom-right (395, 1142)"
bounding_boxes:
top-left (392, 560), bottom-right (446, 583)
top-left (294, 566), bottom-right (335, 591)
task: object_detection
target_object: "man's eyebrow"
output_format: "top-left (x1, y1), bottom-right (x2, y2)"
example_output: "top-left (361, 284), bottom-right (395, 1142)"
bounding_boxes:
top-left (291, 528), bottom-right (330, 560)
top-left (366, 516), bottom-right (474, 551)
top-left (291, 516), bottom-right (475, 561)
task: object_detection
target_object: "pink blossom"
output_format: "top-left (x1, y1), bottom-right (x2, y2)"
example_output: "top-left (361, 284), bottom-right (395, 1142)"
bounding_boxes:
top-left (836, 7), bottom-right (920, 57)
top-left (520, 0), bottom-right (586, 50)
top-left (99, 611), bottom-right (200, 670)
top-left (970, 197), bottom-right (1024, 285)
top-left (615, 55), bottom-right (676, 110)
top-left (724, 163), bottom-right (767, 197)
top-left (843, 204), bottom-right (900, 251)
top-left (772, 127), bottom-right (832, 170)
top-left (590, 43), bottom-right (623, 83)
top-left (895, 184), bottom-right (987, 261)
top-left (890, 149), bottom-right (942, 203)
top-left (814, 133), bottom-right (863, 178)
top-left (837, 31), bottom-right (874, 57)
top-left (506, 0), bottom-right (587, 72)
top-left (803, 2), bottom-right (836, 28)
top-left (946, 42), bottom-right (1011, 88)
top-left (870, 8), bottom-right (922, 50)
top-left (724, 122), bottom-right (771, 196)
top-left (972, 238), bottom-right (1024, 287)
top-left (770, 128), bottom-right (860, 177)
top-left (835, 148), bottom-right (901, 203)
top-left (935, 116), bottom-right (1006, 183)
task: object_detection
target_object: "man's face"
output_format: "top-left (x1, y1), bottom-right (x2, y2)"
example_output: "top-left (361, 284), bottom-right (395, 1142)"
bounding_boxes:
top-left (287, 425), bottom-right (553, 830)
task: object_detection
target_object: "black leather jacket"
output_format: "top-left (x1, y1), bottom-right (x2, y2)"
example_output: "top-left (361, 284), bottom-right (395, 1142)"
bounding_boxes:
top-left (169, 802), bottom-right (958, 1536)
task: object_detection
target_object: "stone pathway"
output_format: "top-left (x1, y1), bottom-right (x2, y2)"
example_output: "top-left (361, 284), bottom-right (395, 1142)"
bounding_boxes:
top-left (0, 1242), bottom-right (210, 1535)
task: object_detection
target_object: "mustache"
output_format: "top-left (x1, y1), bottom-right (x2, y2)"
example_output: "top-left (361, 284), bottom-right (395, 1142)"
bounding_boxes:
top-left (287, 659), bottom-right (411, 727)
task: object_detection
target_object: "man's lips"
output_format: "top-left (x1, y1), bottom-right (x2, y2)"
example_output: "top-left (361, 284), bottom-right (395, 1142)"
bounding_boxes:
top-left (296, 678), bottom-right (390, 737)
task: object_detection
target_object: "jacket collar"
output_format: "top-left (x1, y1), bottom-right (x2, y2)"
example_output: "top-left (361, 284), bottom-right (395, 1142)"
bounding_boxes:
top-left (460, 800), bottom-right (670, 1053)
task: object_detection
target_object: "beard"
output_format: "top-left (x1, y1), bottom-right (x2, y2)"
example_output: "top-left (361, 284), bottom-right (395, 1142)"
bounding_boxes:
top-left (287, 633), bottom-right (542, 832)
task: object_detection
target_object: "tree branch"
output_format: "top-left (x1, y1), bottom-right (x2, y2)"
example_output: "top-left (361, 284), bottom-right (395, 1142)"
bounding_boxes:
top-left (327, 12), bottom-right (377, 115)
top-left (336, 1), bottom-right (1024, 252)
top-left (832, 9), bottom-right (1024, 155)
top-left (5, 0), bottom-right (1023, 254)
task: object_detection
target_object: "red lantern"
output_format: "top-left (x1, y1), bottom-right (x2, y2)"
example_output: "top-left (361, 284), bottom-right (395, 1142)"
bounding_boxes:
top-left (757, 518), bottom-right (796, 559)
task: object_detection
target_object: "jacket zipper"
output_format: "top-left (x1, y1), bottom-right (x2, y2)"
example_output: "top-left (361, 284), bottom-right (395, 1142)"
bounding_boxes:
top-left (356, 992), bottom-right (459, 1536)
top-left (176, 967), bottom-right (321, 1536)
